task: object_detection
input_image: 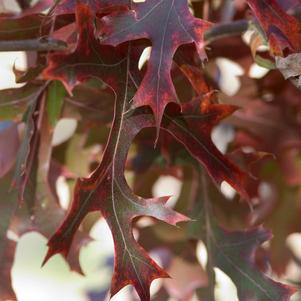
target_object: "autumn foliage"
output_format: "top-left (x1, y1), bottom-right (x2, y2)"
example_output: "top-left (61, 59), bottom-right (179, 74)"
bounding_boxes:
top-left (0, 0), bottom-right (301, 300)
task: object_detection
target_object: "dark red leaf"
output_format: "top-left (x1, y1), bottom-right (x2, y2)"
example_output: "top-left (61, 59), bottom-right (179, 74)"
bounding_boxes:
top-left (0, 1), bottom-right (298, 299)
top-left (44, 108), bottom-right (188, 298)
top-left (246, 0), bottom-right (301, 56)
top-left (161, 95), bottom-right (249, 199)
top-left (101, 0), bottom-right (211, 128)
top-left (43, 23), bottom-right (188, 297)
top-left (43, 3), bottom-right (123, 94)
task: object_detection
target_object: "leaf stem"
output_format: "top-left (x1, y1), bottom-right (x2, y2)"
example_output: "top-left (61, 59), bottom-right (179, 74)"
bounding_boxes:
top-left (200, 170), bottom-right (215, 300)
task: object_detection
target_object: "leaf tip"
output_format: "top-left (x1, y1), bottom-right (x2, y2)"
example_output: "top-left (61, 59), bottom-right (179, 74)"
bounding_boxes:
top-left (41, 248), bottom-right (54, 267)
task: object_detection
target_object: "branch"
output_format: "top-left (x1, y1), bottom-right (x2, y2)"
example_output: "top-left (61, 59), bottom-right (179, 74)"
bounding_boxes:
top-left (0, 38), bottom-right (67, 52)
top-left (0, 23), bottom-right (248, 52)
top-left (205, 7), bottom-right (301, 43)
top-left (204, 19), bottom-right (250, 43)
top-left (0, 6), bottom-right (300, 52)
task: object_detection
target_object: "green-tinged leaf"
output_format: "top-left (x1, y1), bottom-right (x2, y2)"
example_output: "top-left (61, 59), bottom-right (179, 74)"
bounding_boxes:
top-left (247, 0), bottom-right (301, 56)
top-left (47, 80), bottom-right (66, 129)
top-left (210, 225), bottom-right (293, 301)
top-left (13, 84), bottom-right (47, 211)
top-left (101, 0), bottom-right (211, 130)
top-left (187, 174), bottom-right (295, 301)
top-left (0, 83), bottom-right (43, 121)
top-left (249, 31), bottom-right (275, 70)
top-left (254, 55), bottom-right (276, 70)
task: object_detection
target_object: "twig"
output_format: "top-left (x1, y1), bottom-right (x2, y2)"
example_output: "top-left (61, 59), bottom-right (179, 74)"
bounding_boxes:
top-left (0, 6), bottom-right (300, 52)
top-left (205, 7), bottom-right (301, 43)
top-left (0, 37), bottom-right (67, 52)
top-left (205, 19), bottom-right (250, 43)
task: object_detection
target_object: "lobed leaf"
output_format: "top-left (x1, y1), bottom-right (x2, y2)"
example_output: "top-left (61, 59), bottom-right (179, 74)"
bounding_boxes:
top-left (101, 0), bottom-right (211, 129)
top-left (188, 177), bottom-right (296, 301)
top-left (247, 0), bottom-right (301, 56)
top-left (43, 6), bottom-right (189, 297)
top-left (211, 226), bottom-right (294, 301)
top-left (43, 63), bottom-right (188, 300)
top-left (0, 83), bottom-right (44, 121)
top-left (43, 3), bottom-right (124, 94)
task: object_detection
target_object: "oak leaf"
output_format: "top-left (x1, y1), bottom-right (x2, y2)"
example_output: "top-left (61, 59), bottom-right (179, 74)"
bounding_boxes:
top-left (43, 3), bottom-right (124, 94)
top-left (101, 0), bottom-right (211, 129)
top-left (246, 0), bottom-right (301, 56)
top-left (43, 105), bottom-right (188, 300)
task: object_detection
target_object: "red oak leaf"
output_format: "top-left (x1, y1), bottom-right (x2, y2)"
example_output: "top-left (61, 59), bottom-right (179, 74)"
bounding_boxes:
top-left (246, 0), bottom-right (301, 56)
top-left (0, 0), bottom-right (299, 299)
top-left (43, 3), bottom-right (124, 94)
top-left (161, 95), bottom-right (249, 198)
top-left (126, 93), bottom-right (249, 199)
top-left (101, 0), bottom-right (211, 129)
top-left (43, 47), bottom-right (188, 299)
top-left (43, 119), bottom-right (188, 299)
top-left (123, 94), bottom-right (249, 199)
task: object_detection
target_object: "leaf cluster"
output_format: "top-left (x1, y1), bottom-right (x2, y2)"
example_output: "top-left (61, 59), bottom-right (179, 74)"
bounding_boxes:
top-left (0, 0), bottom-right (301, 300)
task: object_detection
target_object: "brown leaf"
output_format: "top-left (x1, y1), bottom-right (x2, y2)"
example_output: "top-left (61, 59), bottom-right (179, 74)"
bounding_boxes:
top-left (276, 53), bottom-right (301, 89)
